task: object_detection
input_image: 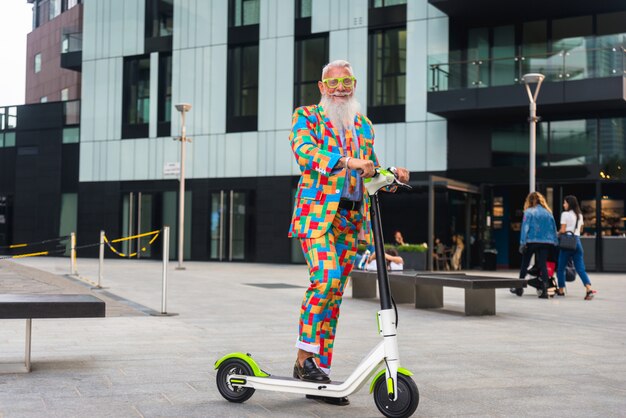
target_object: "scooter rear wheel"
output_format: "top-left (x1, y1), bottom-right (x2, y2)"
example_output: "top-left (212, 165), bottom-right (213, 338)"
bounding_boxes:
top-left (373, 374), bottom-right (419, 418)
top-left (216, 359), bottom-right (255, 403)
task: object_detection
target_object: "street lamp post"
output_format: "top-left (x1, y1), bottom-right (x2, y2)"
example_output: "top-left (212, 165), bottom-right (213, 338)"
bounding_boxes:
top-left (522, 73), bottom-right (545, 194)
top-left (174, 103), bottom-right (192, 270)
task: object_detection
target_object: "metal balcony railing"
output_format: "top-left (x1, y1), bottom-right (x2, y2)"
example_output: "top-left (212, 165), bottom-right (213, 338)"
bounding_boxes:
top-left (61, 32), bottom-right (82, 54)
top-left (429, 34), bottom-right (626, 91)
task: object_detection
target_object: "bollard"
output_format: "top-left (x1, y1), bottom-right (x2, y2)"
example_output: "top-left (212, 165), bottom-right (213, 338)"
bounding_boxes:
top-left (161, 226), bottom-right (169, 313)
top-left (95, 230), bottom-right (105, 289)
top-left (70, 232), bottom-right (77, 275)
top-left (152, 226), bottom-right (177, 316)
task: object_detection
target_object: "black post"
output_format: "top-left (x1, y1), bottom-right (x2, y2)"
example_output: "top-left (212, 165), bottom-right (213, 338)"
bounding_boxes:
top-left (595, 181), bottom-right (602, 272)
top-left (369, 194), bottom-right (392, 310)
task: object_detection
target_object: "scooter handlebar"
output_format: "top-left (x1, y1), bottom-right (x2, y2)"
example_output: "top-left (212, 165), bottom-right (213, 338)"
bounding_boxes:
top-left (364, 168), bottom-right (412, 195)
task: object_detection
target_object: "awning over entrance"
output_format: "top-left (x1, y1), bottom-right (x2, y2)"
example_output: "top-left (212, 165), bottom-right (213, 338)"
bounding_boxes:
top-left (409, 175), bottom-right (480, 271)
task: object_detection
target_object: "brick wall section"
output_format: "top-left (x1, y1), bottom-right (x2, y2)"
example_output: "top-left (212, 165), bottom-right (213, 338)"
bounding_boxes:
top-left (25, 4), bottom-right (83, 104)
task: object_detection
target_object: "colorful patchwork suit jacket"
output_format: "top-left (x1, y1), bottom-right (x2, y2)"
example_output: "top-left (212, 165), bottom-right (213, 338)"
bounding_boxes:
top-left (288, 104), bottom-right (379, 240)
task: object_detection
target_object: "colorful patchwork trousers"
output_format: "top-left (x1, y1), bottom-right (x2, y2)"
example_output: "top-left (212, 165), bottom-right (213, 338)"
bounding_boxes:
top-left (296, 207), bottom-right (363, 374)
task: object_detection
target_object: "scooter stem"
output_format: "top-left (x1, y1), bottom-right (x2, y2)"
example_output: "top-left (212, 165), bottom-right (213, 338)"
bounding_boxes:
top-left (369, 193), bottom-right (393, 311)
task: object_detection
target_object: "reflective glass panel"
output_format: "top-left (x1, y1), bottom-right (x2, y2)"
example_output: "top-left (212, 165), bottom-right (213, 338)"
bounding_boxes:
top-left (491, 123), bottom-right (548, 167)
top-left (63, 127), bottom-right (80, 144)
top-left (599, 118), bottom-right (626, 179)
top-left (549, 120), bottom-right (597, 166)
top-left (370, 27), bottom-right (406, 106)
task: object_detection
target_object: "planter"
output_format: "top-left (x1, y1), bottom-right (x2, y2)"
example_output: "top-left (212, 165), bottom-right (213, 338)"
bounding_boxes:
top-left (398, 251), bottom-right (427, 270)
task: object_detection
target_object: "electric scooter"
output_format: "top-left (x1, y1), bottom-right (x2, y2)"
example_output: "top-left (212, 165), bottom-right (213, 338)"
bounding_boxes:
top-left (215, 168), bottom-right (419, 418)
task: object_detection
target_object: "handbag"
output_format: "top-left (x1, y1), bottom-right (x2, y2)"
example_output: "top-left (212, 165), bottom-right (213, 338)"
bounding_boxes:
top-left (558, 215), bottom-right (578, 251)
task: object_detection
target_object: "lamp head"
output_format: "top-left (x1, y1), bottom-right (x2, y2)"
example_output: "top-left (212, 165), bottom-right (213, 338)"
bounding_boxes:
top-left (175, 103), bottom-right (192, 112)
top-left (522, 73), bottom-right (545, 84)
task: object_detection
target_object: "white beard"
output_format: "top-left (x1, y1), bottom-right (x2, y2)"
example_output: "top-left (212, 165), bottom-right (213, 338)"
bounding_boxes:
top-left (319, 93), bottom-right (360, 130)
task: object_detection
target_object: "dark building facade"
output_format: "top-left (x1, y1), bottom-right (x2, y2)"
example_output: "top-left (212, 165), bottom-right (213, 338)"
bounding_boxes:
top-left (0, 101), bottom-right (80, 252)
top-left (427, 0), bottom-right (626, 271)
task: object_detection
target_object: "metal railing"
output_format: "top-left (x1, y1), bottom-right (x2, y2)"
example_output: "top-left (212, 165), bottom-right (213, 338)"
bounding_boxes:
top-left (429, 36), bottom-right (626, 91)
top-left (61, 32), bottom-right (82, 54)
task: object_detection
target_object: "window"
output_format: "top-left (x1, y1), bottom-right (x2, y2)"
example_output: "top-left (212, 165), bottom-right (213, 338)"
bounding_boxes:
top-left (36, 0), bottom-right (50, 27)
top-left (230, 0), bottom-right (260, 27)
top-left (146, 0), bottom-right (173, 38)
top-left (34, 53), bottom-right (42, 73)
top-left (294, 36), bottom-right (328, 108)
top-left (492, 123), bottom-right (548, 167)
top-left (123, 56), bottom-right (151, 138)
top-left (296, 0), bottom-right (312, 18)
top-left (49, 0), bottom-right (61, 20)
top-left (63, 0), bottom-right (80, 10)
top-left (158, 53), bottom-right (172, 137)
top-left (4, 132), bottom-right (16, 148)
top-left (61, 88), bottom-right (69, 101)
top-left (368, 26), bottom-right (406, 122)
top-left (64, 100), bottom-right (80, 125)
top-left (40, 96), bottom-right (48, 103)
top-left (549, 120), bottom-right (597, 166)
top-left (371, 0), bottom-right (406, 7)
top-left (63, 127), bottom-right (80, 144)
top-left (599, 118), bottom-right (626, 179)
top-left (59, 194), bottom-right (78, 248)
top-left (227, 44), bottom-right (259, 132)
top-left (492, 120), bottom-right (601, 168)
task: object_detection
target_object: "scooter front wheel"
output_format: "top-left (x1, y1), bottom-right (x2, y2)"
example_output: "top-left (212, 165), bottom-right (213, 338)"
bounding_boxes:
top-left (216, 359), bottom-right (255, 403)
top-left (373, 374), bottom-right (419, 418)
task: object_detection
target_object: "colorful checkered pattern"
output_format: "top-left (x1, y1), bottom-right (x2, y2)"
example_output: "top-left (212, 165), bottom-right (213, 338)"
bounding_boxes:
top-left (297, 207), bottom-right (363, 371)
top-left (289, 104), bottom-right (380, 373)
top-left (288, 104), bottom-right (378, 240)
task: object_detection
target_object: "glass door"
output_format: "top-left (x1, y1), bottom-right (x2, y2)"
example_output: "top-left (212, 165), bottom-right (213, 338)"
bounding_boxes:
top-left (122, 192), bottom-right (154, 258)
top-left (210, 190), bottom-right (247, 261)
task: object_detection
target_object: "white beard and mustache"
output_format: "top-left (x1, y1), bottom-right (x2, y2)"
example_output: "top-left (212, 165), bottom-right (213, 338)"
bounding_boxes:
top-left (319, 92), bottom-right (360, 130)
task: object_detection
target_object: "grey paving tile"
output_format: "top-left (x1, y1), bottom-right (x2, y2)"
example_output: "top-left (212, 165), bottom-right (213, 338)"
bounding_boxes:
top-left (1, 257), bottom-right (625, 417)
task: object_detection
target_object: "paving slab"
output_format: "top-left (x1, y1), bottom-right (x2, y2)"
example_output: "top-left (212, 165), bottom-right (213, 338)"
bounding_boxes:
top-left (0, 256), bottom-right (625, 417)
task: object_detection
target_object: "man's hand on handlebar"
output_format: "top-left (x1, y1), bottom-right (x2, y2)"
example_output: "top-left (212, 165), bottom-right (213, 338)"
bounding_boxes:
top-left (393, 167), bottom-right (410, 183)
top-left (349, 158), bottom-right (376, 178)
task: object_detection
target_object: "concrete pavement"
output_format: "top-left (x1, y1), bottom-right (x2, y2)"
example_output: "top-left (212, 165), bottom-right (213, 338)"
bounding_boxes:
top-left (1, 256), bottom-right (625, 417)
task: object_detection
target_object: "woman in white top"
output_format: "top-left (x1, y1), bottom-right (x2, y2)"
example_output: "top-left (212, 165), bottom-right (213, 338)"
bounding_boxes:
top-left (556, 195), bottom-right (596, 300)
top-left (366, 247), bottom-right (404, 271)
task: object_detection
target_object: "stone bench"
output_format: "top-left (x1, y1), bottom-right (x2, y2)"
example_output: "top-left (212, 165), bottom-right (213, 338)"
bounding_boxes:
top-left (350, 271), bottom-right (525, 316)
top-left (0, 294), bottom-right (106, 373)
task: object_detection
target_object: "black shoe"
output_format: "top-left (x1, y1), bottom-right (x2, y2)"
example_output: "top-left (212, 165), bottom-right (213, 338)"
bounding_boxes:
top-left (306, 394), bottom-right (350, 406)
top-left (538, 290), bottom-right (549, 299)
top-left (515, 288), bottom-right (524, 297)
top-left (293, 358), bottom-right (331, 383)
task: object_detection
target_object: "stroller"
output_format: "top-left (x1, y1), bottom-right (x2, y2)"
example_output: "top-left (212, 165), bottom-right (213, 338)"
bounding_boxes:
top-left (526, 261), bottom-right (558, 297)
top-left (524, 259), bottom-right (576, 297)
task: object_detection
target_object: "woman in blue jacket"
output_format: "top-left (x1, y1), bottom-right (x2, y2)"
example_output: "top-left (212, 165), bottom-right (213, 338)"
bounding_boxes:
top-left (516, 191), bottom-right (558, 298)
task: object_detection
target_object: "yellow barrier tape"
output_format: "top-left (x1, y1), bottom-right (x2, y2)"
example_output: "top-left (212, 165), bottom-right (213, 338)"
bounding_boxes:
top-left (103, 230), bottom-right (161, 258)
top-left (12, 251), bottom-right (49, 259)
top-left (109, 229), bottom-right (160, 243)
top-left (9, 244), bottom-right (28, 249)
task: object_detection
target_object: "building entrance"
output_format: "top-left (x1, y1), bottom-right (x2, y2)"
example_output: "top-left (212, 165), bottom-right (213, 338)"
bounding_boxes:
top-left (122, 192), bottom-right (155, 258)
top-left (210, 190), bottom-right (247, 261)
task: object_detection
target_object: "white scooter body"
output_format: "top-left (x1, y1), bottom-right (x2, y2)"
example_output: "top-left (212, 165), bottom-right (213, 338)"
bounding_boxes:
top-left (227, 309), bottom-right (400, 399)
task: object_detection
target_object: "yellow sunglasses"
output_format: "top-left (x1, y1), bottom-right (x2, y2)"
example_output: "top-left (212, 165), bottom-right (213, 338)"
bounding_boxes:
top-left (322, 76), bottom-right (356, 89)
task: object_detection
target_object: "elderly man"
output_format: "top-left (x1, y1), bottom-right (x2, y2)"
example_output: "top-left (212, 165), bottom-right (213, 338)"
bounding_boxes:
top-left (288, 60), bottom-right (409, 405)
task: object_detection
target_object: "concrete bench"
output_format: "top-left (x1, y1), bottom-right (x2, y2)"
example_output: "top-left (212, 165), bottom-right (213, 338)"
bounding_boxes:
top-left (350, 271), bottom-right (525, 316)
top-left (0, 294), bottom-right (106, 373)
